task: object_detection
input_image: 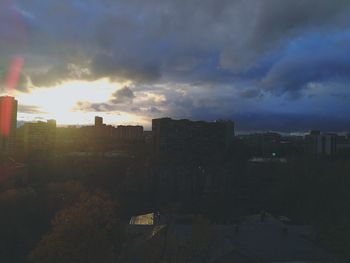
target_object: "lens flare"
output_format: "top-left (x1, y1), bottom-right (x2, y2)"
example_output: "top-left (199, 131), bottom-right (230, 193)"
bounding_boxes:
top-left (1, 58), bottom-right (23, 136)
top-left (0, 98), bottom-right (13, 136)
top-left (6, 56), bottom-right (24, 92)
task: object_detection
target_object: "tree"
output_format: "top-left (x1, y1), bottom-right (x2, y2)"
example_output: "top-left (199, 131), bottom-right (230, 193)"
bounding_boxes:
top-left (29, 191), bottom-right (125, 263)
top-left (0, 187), bottom-right (40, 263)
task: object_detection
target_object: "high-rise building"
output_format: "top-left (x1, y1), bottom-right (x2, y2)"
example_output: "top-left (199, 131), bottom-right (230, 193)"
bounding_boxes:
top-left (93, 116), bottom-right (144, 142)
top-left (0, 96), bottom-right (18, 156)
top-left (95, 116), bottom-right (103, 127)
top-left (116, 125), bottom-right (144, 141)
top-left (305, 131), bottom-right (337, 156)
top-left (93, 116), bottom-right (115, 139)
top-left (152, 118), bottom-right (235, 158)
top-left (23, 120), bottom-right (57, 157)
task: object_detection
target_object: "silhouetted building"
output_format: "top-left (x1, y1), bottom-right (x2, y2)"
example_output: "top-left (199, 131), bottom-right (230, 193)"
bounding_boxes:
top-left (152, 118), bottom-right (234, 158)
top-left (116, 125), bottom-right (143, 142)
top-left (143, 131), bottom-right (153, 144)
top-left (0, 96), bottom-right (18, 156)
top-left (93, 116), bottom-right (144, 142)
top-left (305, 131), bottom-right (337, 156)
top-left (309, 130), bottom-right (321, 136)
top-left (336, 135), bottom-right (350, 156)
top-left (23, 120), bottom-right (56, 157)
top-left (79, 117), bottom-right (144, 149)
top-left (91, 116), bottom-right (114, 140)
top-left (95, 116), bottom-right (103, 127)
top-left (242, 132), bottom-right (282, 157)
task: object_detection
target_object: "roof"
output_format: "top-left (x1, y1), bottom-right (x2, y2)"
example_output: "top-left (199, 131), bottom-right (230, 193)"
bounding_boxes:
top-left (125, 213), bottom-right (335, 262)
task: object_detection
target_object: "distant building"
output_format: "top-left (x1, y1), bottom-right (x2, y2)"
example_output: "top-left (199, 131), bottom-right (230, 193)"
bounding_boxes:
top-left (152, 118), bottom-right (234, 158)
top-left (23, 120), bottom-right (56, 157)
top-left (305, 131), bottom-right (337, 156)
top-left (336, 135), bottom-right (350, 156)
top-left (0, 96), bottom-right (18, 156)
top-left (91, 116), bottom-right (114, 140)
top-left (143, 131), bottom-right (153, 144)
top-left (93, 116), bottom-right (144, 142)
top-left (116, 125), bottom-right (143, 142)
top-left (95, 116), bottom-right (103, 127)
top-left (241, 132), bottom-right (283, 157)
top-left (72, 117), bottom-right (145, 150)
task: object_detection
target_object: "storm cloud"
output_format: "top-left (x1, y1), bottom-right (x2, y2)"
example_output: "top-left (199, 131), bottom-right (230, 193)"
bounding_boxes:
top-left (110, 86), bottom-right (135, 104)
top-left (2, 0), bottom-right (350, 131)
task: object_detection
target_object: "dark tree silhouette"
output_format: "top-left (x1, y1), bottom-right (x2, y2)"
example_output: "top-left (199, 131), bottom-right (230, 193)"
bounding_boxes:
top-left (29, 191), bottom-right (124, 263)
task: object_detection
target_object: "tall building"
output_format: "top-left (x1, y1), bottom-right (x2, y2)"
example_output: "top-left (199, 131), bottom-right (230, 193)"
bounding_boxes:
top-left (95, 116), bottom-right (103, 127)
top-left (116, 125), bottom-right (144, 141)
top-left (152, 118), bottom-right (234, 158)
top-left (305, 131), bottom-right (337, 156)
top-left (0, 96), bottom-right (18, 156)
top-left (93, 116), bottom-right (114, 139)
top-left (23, 120), bottom-right (57, 157)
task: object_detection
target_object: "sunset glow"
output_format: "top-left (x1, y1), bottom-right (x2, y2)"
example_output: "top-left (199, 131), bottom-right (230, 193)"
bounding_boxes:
top-left (14, 78), bottom-right (143, 126)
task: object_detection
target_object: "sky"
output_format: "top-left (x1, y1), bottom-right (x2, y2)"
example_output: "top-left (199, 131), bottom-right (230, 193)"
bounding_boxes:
top-left (1, 0), bottom-right (350, 132)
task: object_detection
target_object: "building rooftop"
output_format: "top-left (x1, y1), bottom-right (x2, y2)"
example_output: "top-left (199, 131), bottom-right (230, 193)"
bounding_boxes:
top-left (125, 212), bottom-right (335, 262)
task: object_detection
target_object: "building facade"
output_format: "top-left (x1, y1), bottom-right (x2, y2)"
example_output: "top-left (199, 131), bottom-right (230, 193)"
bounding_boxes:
top-left (305, 131), bottom-right (337, 156)
top-left (152, 118), bottom-right (235, 158)
top-left (116, 125), bottom-right (144, 141)
top-left (23, 120), bottom-right (56, 157)
top-left (0, 96), bottom-right (18, 156)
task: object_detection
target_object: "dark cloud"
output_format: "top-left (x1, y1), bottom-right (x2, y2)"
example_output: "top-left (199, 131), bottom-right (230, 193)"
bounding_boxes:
top-left (29, 61), bottom-right (92, 87)
top-left (75, 101), bottom-right (116, 112)
top-left (221, 0), bottom-right (350, 70)
top-left (91, 53), bottom-right (161, 83)
top-left (74, 86), bottom-right (135, 112)
top-left (149, 106), bottom-right (162, 113)
top-left (250, 0), bottom-right (350, 49)
top-left (262, 37), bottom-right (350, 98)
top-left (232, 112), bottom-right (350, 133)
top-left (0, 61), bottom-right (30, 93)
top-left (2, 0), bottom-right (350, 130)
top-left (331, 93), bottom-right (350, 100)
top-left (29, 63), bottom-right (72, 87)
top-left (110, 86), bottom-right (135, 104)
top-left (239, 89), bottom-right (263, 99)
top-left (5, 0), bottom-right (350, 90)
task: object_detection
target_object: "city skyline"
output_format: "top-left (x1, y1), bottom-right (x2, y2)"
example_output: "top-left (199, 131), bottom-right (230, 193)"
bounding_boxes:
top-left (0, 94), bottom-right (347, 134)
top-left (2, 2), bottom-right (350, 261)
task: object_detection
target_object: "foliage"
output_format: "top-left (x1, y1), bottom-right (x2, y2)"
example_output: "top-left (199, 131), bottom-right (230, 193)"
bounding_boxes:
top-left (0, 187), bottom-right (44, 263)
top-left (29, 191), bottom-right (124, 263)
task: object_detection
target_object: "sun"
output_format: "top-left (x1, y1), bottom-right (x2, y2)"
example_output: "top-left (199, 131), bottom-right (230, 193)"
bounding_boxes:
top-left (15, 78), bottom-right (141, 126)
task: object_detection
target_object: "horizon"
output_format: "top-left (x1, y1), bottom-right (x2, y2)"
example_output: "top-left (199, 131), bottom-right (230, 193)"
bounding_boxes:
top-left (14, 112), bottom-right (350, 135)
